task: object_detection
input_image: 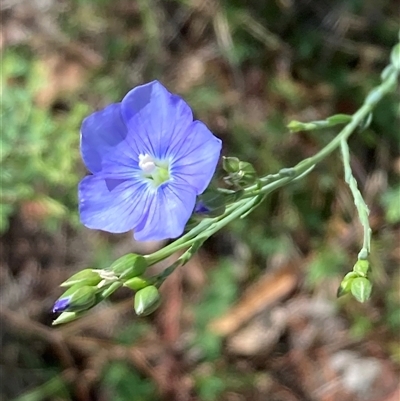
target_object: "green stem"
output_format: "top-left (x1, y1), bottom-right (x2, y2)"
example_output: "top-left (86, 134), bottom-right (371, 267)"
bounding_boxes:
top-left (340, 139), bottom-right (371, 259)
top-left (146, 44), bottom-right (399, 268)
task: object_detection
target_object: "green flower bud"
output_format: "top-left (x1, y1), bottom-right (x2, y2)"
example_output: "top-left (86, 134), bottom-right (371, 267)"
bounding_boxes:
top-left (337, 271), bottom-right (358, 297)
top-left (287, 120), bottom-right (314, 132)
top-left (98, 281), bottom-right (123, 299)
top-left (237, 161), bottom-right (257, 185)
top-left (110, 254), bottom-right (147, 279)
top-left (224, 158), bottom-right (258, 187)
top-left (124, 276), bottom-right (152, 291)
top-left (53, 284), bottom-right (98, 313)
top-left (195, 189), bottom-right (226, 216)
top-left (353, 259), bottom-right (369, 277)
top-left (134, 285), bottom-right (161, 316)
top-left (60, 269), bottom-right (102, 288)
top-left (52, 311), bottom-right (83, 326)
top-left (326, 114), bottom-right (352, 124)
top-left (351, 277), bottom-right (372, 303)
top-left (222, 156), bottom-right (240, 173)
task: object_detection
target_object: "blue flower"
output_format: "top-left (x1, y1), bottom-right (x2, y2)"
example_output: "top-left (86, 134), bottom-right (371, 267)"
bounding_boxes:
top-left (79, 81), bottom-right (222, 241)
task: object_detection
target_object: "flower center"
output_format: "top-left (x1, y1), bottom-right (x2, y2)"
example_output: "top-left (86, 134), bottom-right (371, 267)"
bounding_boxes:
top-left (139, 154), bottom-right (170, 186)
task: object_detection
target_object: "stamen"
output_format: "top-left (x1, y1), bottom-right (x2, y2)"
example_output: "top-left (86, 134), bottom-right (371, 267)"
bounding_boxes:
top-left (139, 154), bottom-right (156, 174)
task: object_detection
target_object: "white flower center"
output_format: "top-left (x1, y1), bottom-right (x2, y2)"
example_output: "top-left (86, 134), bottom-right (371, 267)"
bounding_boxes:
top-left (138, 153), bottom-right (170, 186)
top-left (139, 154), bottom-right (156, 174)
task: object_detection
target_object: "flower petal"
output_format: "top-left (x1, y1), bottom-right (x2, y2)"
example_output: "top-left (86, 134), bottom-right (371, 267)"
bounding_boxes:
top-left (171, 120), bottom-right (222, 194)
top-left (133, 181), bottom-right (197, 241)
top-left (121, 81), bottom-right (193, 159)
top-left (79, 175), bottom-right (153, 233)
top-left (53, 297), bottom-right (71, 313)
top-left (80, 103), bottom-right (128, 173)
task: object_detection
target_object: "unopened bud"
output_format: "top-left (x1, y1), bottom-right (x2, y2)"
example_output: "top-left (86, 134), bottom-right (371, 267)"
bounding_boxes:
top-left (195, 190), bottom-right (226, 216)
top-left (337, 271), bottom-right (358, 297)
top-left (353, 259), bottom-right (369, 277)
top-left (134, 285), bottom-right (161, 316)
top-left (110, 254), bottom-right (147, 279)
top-left (124, 276), bottom-right (152, 291)
top-left (53, 284), bottom-right (97, 313)
top-left (222, 156), bottom-right (240, 174)
top-left (60, 269), bottom-right (102, 288)
top-left (351, 277), bottom-right (372, 303)
top-left (52, 311), bottom-right (82, 326)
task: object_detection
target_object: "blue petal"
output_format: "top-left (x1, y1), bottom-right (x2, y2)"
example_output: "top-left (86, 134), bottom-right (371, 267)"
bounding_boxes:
top-left (80, 103), bottom-right (128, 173)
top-left (79, 175), bottom-right (153, 233)
top-left (171, 121), bottom-right (222, 194)
top-left (133, 180), bottom-right (197, 241)
top-left (53, 297), bottom-right (70, 313)
top-left (99, 139), bottom-right (143, 179)
top-left (121, 81), bottom-right (193, 159)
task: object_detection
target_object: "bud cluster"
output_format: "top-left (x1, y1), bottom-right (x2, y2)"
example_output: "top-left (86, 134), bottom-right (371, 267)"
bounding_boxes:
top-left (337, 259), bottom-right (372, 302)
top-left (222, 156), bottom-right (257, 187)
top-left (52, 253), bottom-right (162, 325)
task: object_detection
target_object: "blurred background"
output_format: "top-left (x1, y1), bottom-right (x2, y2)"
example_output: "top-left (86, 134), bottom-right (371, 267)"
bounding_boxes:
top-left (1, 0), bottom-right (400, 400)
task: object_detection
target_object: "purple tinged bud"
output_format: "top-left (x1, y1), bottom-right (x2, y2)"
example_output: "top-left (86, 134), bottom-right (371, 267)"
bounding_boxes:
top-left (194, 201), bottom-right (210, 214)
top-left (194, 190), bottom-right (226, 216)
top-left (52, 284), bottom-right (97, 314)
top-left (52, 297), bottom-right (71, 313)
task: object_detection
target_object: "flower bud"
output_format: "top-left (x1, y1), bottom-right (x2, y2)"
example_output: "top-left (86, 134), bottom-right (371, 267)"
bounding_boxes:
top-left (52, 311), bottom-right (82, 326)
top-left (110, 254), bottom-right (147, 279)
top-left (194, 190), bottom-right (226, 216)
top-left (60, 269), bottom-right (102, 288)
top-left (337, 271), bottom-right (358, 297)
top-left (53, 284), bottom-right (97, 313)
top-left (134, 285), bottom-right (161, 316)
top-left (353, 259), bottom-right (369, 277)
top-left (351, 277), bottom-right (372, 303)
top-left (236, 161), bottom-right (257, 186)
top-left (124, 276), bottom-right (152, 291)
top-left (222, 156), bottom-right (240, 174)
top-left (223, 158), bottom-right (257, 187)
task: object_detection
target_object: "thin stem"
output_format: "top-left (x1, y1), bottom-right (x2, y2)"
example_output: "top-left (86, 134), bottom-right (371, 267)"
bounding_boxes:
top-left (146, 64), bottom-right (398, 266)
top-left (340, 139), bottom-right (371, 259)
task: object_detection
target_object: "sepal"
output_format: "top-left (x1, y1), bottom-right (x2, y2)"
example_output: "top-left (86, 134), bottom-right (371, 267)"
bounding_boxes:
top-left (52, 311), bottom-right (83, 326)
top-left (194, 189), bottom-right (226, 216)
top-left (110, 253), bottom-right (147, 279)
top-left (351, 277), bottom-right (372, 303)
top-left (222, 156), bottom-right (257, 187)
top-left (60, 269), bottom-right (102, 288)
top-left (53, 284), bottom-right (98, 313)
top-left (124, 276), bottom-right (153, 291)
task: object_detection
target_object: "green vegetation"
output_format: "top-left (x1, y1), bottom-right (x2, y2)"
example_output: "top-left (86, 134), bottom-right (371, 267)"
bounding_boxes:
top-left (1, 0), bottom-right (399, 400)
